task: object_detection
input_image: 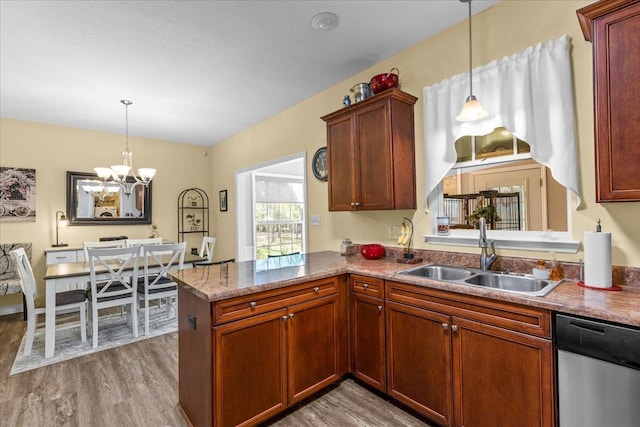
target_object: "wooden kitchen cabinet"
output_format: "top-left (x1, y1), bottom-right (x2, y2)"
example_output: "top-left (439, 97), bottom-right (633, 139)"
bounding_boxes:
top-left (452, 317), bottom-right (554, 427)
top-left (386, 300), bottom-right (453, 426)
top-left (287, 294), bottom-right (341, 404)
top-left (349, 275), bottom-right (386, 392)
top-left (577, 0), bottom-right (640, 201)
top-left (321, 89), bottom-right (417, 211)
top-left (209, 276), bottom-right (346, 427)
top-left (214, 309), bottom-right (287, 427)
top-left (385, 280), bottom-right (554, 427)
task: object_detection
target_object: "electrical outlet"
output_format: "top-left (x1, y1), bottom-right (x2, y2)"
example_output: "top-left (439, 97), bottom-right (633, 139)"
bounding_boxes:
top-left (388, 226), bottom-right (400, 240)
top-left (311, 215), bottom-right (321, 226)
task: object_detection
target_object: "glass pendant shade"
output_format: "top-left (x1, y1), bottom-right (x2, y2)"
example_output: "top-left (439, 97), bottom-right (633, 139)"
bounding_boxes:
top-left (456, 0), bottom-right (488, 123)
top-left (456, 95), bottom-right (489, 122)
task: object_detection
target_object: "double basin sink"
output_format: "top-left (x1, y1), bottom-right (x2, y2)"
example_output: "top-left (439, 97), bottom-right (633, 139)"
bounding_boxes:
top-left (396, 264), bottom-right (562, 297)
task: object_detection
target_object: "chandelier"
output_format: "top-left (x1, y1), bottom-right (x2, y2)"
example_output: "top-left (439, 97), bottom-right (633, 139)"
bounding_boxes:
top-left (94, 99), bottom-right (156, 196)
top-left (456, 0), bottom-right (489, 122)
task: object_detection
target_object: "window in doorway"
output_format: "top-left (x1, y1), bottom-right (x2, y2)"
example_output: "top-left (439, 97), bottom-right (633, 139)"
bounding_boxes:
top-left (236, 154), bottom-right (306, 262)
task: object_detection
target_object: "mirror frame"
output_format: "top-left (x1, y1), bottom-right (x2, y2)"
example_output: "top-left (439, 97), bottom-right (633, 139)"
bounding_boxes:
top-left (66, 171), bottom-right (152, 225)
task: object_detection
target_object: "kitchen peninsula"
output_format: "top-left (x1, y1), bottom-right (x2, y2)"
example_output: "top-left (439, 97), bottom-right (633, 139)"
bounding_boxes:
top-left (171, 251), bottom-right (640, 427)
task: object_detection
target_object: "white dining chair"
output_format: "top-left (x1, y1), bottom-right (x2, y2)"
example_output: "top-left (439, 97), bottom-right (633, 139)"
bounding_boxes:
top-left (87, 246), bottom-right (140, 348)
top-left (126, 237), bottom-right (163, 255)
top-left (198, 236), bottom-right (216, 264)
top-left (82, 239), bottom-right (127, 261)
top-left (138, 242), bottom-right (186, 335)
top-left (10, 248), bottom-right (87, 356)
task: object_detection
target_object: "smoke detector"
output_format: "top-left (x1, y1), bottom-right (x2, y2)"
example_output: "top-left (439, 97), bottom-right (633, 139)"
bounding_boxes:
top-left (311, 12), bottom-right (339, 31)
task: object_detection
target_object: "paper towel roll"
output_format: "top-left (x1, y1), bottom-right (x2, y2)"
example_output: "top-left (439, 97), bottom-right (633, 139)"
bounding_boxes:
top-left (584, 231), bottom-right (612, 288)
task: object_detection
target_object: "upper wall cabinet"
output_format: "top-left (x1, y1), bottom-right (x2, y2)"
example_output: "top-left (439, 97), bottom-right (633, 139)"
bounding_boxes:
top-left (577, 0), bottom-right (640, 202)
top-left (321, 89), bottom-right (418, 211)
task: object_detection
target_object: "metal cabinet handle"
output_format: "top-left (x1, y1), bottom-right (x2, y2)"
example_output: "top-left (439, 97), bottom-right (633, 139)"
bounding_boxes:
top-left (363, 283), bottom-right (369, 289)
top-left (377, 305), bottom-right (383, 312)
top-left (289, 313), bottom-right (294, 319)
top-left (350, 202), bottom-right (356, 207)
top-left (249, 302), bottom-right (257, 309)
top-left (282, 315), bottom-right (288, 321)
top-left (442, 323), bottom-right (448, 330)
top-left (451, 325), bottom-right (458, 332)
top-left (354, 202), bottom-right (360, 207)
top-left (313, 286), bottom-right (319, 293)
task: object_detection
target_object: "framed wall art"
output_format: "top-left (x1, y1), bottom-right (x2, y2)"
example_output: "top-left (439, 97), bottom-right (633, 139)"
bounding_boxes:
top-left (0, 167), bottom-right (36, 222)
top-left (219, 190), bottom-right (228, 212)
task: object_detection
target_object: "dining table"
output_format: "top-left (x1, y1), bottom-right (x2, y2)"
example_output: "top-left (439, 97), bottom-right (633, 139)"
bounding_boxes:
top-left (42, 252), bottom-right (205, 358)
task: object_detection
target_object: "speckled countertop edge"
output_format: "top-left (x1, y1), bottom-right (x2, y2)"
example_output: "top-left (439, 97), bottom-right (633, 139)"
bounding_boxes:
top-left (171, 251), bottom-right (640, 328)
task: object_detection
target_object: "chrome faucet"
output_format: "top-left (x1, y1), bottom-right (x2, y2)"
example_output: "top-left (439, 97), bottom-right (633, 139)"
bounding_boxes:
top-left (479, 217), bottom-right (497, 270)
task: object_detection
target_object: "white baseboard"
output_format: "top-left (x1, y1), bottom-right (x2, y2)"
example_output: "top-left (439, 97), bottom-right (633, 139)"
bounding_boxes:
top-left (0, 304), bottom-right (23, 316)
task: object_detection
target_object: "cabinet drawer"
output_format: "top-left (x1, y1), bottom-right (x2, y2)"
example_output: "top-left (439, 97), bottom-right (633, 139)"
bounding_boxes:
top-left (213, 276), bottom-right (338, 325)
top-left (350, 275), bottom-right (384, 298)
top-left (386, 280), bottom-right (551, 338)
top-left (46, 250), bottom-right (77, 265)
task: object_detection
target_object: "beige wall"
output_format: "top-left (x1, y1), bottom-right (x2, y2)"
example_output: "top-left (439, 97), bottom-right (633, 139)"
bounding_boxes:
top-left (208, 0), bottom-right (640, 267)
top-left (0, 119), bottom-right (212, 308)
top-left (2, 1), bottom-right (639, 310)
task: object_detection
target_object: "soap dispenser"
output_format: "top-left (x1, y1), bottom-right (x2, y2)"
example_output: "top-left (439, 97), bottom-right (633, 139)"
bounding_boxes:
top-left (549, 253), bottom-right (561, 281)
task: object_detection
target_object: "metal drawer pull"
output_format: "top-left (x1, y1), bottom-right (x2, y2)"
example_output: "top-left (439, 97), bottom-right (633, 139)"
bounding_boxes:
top-left (442, 323), bottom-right (448, 330)
top-left (377, 305), bottom-right (383, 312)
top-left (249, 302), bottom-right (257, 309)
top-left (282, 315), bottom-right (288, 321)
top-left (363, 283), bottom-right (369, 289)
top-left (313, 286), bottom-right (319, 293)
top-left (289, 313), bottom-right (294, 319)
top-left (451, 325), bottom-right (458, 332)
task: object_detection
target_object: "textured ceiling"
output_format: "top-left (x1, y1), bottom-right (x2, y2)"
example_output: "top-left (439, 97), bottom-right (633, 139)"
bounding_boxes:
top-left (0, 0), bottom-right (498, 146)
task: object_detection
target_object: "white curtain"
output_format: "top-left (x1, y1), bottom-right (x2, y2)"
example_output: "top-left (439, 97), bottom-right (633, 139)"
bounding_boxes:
top-left (423, 34), bottom-right (581, 209)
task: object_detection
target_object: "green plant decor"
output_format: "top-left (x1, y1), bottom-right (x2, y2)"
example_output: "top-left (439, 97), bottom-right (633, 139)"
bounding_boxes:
top-left (467, 204), bottom-right (501, 228)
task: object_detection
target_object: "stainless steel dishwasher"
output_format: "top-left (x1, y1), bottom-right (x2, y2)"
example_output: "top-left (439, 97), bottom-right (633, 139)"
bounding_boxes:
top-left (555, 313), bottom-right (640, 427)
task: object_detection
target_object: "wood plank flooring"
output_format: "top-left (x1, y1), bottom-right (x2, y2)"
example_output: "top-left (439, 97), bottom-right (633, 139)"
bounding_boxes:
top-left (0, 313), bottom-right (435, 427)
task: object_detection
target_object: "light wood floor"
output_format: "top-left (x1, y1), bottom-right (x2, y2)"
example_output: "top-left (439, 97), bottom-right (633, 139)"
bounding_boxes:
top-left (0, 313), bottom-right (435, 427)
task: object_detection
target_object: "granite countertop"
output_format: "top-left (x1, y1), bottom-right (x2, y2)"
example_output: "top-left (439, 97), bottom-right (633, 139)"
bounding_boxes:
top-left (170, 251), bottom-right (640, 328)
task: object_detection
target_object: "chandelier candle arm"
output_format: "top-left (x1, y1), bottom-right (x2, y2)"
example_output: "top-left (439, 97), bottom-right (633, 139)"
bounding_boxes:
top-left (93, 99), bottom-right (156, 196)
top-left (456, 0), bottom-right (489, 122)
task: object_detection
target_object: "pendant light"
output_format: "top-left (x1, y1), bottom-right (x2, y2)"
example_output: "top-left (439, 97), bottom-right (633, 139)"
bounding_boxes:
top-left (94, 100), bottom-right (156, 196)
top-left (456, 0), bottom-right (489, 122)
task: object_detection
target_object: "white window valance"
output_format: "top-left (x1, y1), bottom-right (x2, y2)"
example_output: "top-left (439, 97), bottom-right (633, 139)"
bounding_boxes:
top-left (423, 34), bottom-right (581, 209)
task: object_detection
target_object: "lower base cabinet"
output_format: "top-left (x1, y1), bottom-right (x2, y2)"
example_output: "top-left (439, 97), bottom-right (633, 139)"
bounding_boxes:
top-left (453, 317), bottom-right (554, 427)
top-left (385, 280), bottom-right (555, 427)
top-left (179, 275), bottom-right (553, 427)
top-left (176, 276), bottom-right (347, 427)
top-left (386, 301), bottom-right (453, 426)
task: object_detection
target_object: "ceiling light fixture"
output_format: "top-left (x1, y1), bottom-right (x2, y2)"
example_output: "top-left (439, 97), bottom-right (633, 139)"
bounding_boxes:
top-left (456, 0), bottom-right (489, 122)
top-left (94, 100), bottom-right (155, 196)
top-left (311, 12), bottom-right (339, 31)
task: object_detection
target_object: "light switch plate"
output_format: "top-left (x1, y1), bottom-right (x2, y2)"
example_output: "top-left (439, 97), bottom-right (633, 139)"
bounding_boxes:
top-left (311, 215), bottom-right (321, 226)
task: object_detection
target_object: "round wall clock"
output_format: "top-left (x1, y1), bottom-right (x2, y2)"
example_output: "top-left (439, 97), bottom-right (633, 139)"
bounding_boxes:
top-left (312, 147), bottom-right (328, 181)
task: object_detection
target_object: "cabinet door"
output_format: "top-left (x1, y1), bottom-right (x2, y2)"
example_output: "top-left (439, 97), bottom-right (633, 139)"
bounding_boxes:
top-left (579, 1), bottom-right (640, 201)
top-left (452, 317), bottom-right (554, 427)
top-left (327, 114), bottom-right (357, 211)
top-left (287, 294), bottom-right (341, 405)
top-left (386, 301), bottom-right (453, 426)
top-left (214, 308), bottom-right (287, 427)
top-left (350, 293), bottom-right (385, 391)
top-left (356, 101), bottom-right (394, 210)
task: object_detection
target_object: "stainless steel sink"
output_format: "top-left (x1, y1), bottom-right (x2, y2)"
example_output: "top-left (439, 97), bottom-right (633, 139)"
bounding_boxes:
top-left (398, 264), bottom-right (474, 281)
top-left (464, 273), bottom-right (560, 296)
top-left (396, 264), bottom-right (562, 297)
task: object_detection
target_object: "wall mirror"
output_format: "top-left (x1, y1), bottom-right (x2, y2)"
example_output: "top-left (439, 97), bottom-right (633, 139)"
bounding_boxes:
top-left (66, 171), bottom-right (152, 225)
